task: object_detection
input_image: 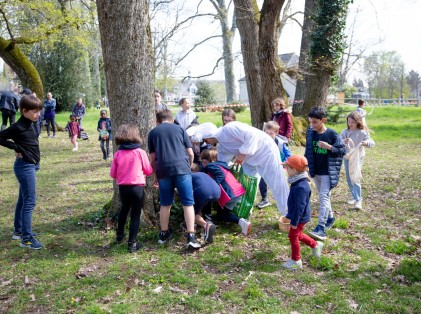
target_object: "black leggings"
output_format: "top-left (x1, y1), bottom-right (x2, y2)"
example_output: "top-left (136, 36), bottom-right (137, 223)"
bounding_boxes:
top-left (117, 185), bottom-right (144, 243)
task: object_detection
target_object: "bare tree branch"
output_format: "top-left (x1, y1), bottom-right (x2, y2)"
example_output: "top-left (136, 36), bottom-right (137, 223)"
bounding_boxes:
top-left (0, 9), bottom-right (15, 42)
top-left (175, 35), bottom-right (222, 66)
top-left (182, 56), bottom-right (224, 82)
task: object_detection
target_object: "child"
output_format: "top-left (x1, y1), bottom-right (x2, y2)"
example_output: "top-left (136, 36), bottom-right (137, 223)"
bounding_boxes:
top-left (148, 109), bottom-right (200, 249)
top-left (175, 98), bottom-right (197, 130)
top-left (65, 115), bottom-right (81, 151)
top-left (0, 95), bottom-right (44, 249)
top-left (281, 155), bottom-right (324, 270)
top-left (356, 99), bottom-right (367, 125)
top-left (97, 110), bottom-right (112, 160)
top-left (271, 97), bottom-right (293, 141)
top-left (221, 108), bottom-right (236, 125)
top-left (257, 121), bottom-right (292, 209)
top-left (304, 107), bottom-right (345, 241)
top-left (200, 148), bottom-right (251, 236)
top-left (110, 124), bottom-right (153, 253)
top-left (340, 112), bottom-right (375, 210)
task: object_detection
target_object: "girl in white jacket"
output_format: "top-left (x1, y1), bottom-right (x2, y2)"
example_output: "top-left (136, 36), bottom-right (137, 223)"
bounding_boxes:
top-left (340, 112), bottom-right (375, 210)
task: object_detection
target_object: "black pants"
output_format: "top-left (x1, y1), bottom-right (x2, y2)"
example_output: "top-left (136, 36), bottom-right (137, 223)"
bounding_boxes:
top-left (1, 110), bottom-right (16, 130)
top-left (117, 185), bottom-right (144, 243)
top-left (100, 138), bottom-right (110, 159)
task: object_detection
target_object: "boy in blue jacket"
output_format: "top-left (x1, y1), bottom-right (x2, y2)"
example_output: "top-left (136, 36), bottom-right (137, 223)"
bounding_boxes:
top-left (304, 107), bottom-right (345, 241)
top-left (282, 155), bottom-right (324, 270)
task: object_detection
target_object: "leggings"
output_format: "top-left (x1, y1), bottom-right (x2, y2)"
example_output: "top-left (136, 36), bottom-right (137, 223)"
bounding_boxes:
top-left (117, 185), bottom-right (144, 243)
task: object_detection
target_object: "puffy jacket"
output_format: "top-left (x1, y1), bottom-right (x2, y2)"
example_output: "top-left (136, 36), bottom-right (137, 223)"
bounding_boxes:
top-left (304, 127), bottom-right (345, 189)
top-left (204, 161), bottom-right (245, 199)
top-left (0, 90), bottom-right (19, 113)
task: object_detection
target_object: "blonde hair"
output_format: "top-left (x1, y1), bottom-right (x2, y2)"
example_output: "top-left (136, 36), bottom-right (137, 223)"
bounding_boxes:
top-left (271, 97), bottom-right (288, 110)
top-left (200, 148), bottom-right (218, 163)
top-left (114, 124), bottom-right (142, 145)
top-left (263, 120), bottom-right (280, 133)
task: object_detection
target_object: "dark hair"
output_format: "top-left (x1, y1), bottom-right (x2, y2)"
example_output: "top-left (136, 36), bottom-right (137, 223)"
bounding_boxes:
top-left (179, 98), bottom-right (188, 106)
top-left (19, 95), bottom-right (43, 113)
top-left (222, 108), bottom-right (236, 119)
top-left (100, 110), bottom-right (107, 115)
top-left (70, 114), bottom-right (76, 119)
top-left (114, 124), bottom-right (142, 145)
top-left (358, 99), bottom-right (365, 106)
top-left (154, 89), bottom-right (161, 96)
top-left (308, 106), bottom-right (326, 120)
top-left (156, 109), bottom-right (174, 123)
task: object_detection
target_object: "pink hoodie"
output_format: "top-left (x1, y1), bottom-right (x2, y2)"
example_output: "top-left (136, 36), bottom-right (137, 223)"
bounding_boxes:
top-left (110, 148), bottom-right (153, 185)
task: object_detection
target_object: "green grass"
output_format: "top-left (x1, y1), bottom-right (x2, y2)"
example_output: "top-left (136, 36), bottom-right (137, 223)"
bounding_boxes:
top-left (0, 106), bottom-right (420, 313)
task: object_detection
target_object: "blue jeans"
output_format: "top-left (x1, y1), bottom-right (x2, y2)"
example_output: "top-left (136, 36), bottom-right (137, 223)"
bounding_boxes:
top-left (14, 158), bottom-right (39, 239)
top-left (313, 175), bottom-right (333, 227)
top-left (158, 174), bottom-right (194, 206)
top-left (344, 159), bottom-right (363, 202)
top-left (259, 178), bottom-right (268, 199)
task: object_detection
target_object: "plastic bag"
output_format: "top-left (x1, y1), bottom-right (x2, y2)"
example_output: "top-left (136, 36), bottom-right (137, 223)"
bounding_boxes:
top-left (231, 165), bottom-right (258, 220)
top-left (344, 139), bottom-right (362, 184)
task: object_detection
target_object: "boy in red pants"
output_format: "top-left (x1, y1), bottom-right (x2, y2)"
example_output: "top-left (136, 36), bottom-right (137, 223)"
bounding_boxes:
top-left (282, 155), bottom-right (324, 270)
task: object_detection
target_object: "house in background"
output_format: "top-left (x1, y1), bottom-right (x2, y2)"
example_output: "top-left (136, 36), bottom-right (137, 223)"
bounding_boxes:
top-left (238, 52), bottom-right (299, 104)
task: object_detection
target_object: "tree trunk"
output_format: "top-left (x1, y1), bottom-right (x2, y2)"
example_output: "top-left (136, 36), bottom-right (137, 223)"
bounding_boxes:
top-left (96, 0), bottom-right (158, 226)
top-left (293, 0), bottom-right (316, 116)
top-left (302, 69), bottom-right (331, 112)
top-left (234, 0), bottom-right (286, 129)
top-left (0, 37), bottom-right (44, 97)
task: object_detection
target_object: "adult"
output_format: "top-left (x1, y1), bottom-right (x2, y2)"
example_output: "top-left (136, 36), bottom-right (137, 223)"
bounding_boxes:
top-left (190, 121), bottom-right (289, 216)
top-left (72, 98), bottom-right (86, 127)
top-left (175, 98), bottom-right (197, 130)
top-left (148, 109), bottom-right (200, 249)
top-left (0, 85), bottom-right (20, 130)
top-left (43, 92), bottom-right (57, 138)
top-left (154, 90), bottom-right (168, 111)
top-left (221, 108), bottom-right (236, 125)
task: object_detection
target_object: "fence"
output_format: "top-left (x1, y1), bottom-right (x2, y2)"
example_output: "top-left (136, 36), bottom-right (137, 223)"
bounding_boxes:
top-left (342, 98), bottom-right (420, 107)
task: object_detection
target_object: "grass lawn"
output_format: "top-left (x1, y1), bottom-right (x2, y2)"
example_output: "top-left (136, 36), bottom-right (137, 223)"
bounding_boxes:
top-left (0, 106), bottom-right (420, 313)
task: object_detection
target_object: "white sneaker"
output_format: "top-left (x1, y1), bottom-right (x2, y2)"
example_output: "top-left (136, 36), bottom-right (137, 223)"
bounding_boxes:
top-left (238, 218), bottom-right (251, 235)
top-left (347, 199), bottom-right (356, 205)
top-left (282, 259), bottom-right (303, 270)
top-left (72, 147), bottom-right (78, 151)
top-left (355, 200), bottom-right (362, 210)
top-left (312, 241), bottom-right (324, 258)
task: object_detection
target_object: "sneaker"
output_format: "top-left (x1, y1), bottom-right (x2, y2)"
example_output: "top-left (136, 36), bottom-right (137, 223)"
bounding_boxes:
top-left (325, 217), bottom-right (335, 229)
top-left (20, 237), bottom-right (43, 250)
top-left (355, 200), bottom-right (362, 210)
top-left (52, 134), bottom-right (57, 138)
top-left (282, 259), bottom-right (303, 270)
top-left (257, 199), bottom-right (271, 209)
top-left (47, 135), bottom-right (51, 138)
top-left (204, 223), bottom-right (216, 243)
top-left (12, 231), bottom-right (38, 240)
top-left (72, 147), bottom-right (78, 151)
top-left (308, 225), bottom-right (327, 241)
top-left (186, 233), bottom-right (201, 249)
top-left (116, 233), bottom-right (125, 243)
top-left (347, 199), bottom-right (356, 205)
top-left (312, 241), bottom-right (324, 258)
top-left (158, 229), bottom-right (173, 244)
top-left (128, 242), bottom-right (142, 253)
top-left (238, 218), bottom-right (252, 236)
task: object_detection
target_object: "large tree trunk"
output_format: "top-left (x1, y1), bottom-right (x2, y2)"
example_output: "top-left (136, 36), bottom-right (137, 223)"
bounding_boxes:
top-left (293, 0), bottom-right (316, 116)
top-left (96, 0), bottom-right (157, 225)
top-left (302, 69), bottom-right (331, 111)
top-left (0, 37), bottom-right (44, 97)
top-left (234, 0), bottom-right (286, 129)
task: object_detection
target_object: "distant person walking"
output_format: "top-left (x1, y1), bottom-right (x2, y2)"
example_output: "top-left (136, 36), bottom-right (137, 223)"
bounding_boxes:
top-left (71, 98), bottom-right (86, 127)
top-left (43, 92), bottom-right (57, 138)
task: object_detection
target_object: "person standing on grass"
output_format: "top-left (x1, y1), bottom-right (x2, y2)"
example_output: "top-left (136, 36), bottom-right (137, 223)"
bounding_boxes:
top-left (340, 111), bottom-right (375, 211)
top-left (71, 98), bottom-right (86, 127)
top-left (97, 110), bottom-right (112, 160)
top-left (221, 108), bottom-right (236, 125)
top-left (148, 109), bottom-right (201, 249)
top-left (282, 155), bottom-right (324, 270)
top-left (64, 115), bottom-right (81, 151)
top-left (0, 95), bottom-right (44, 249)
top-left (304, 107), bottom-right (345, 242)
top-left (356, 99), bottom-right (367, 125)
top-left (43, 92), bottom-right (57, 138)
top-left (0, 84), bottom-right (20, 130)
top-left (110, 124), bottom-right (153, 253)
top-left (271, 97), bottom-right (293, 141)
top-left (175, 97), bottom-right (197, 130)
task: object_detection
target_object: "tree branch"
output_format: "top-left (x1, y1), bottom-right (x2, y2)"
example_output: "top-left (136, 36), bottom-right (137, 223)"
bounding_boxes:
top-left (182, 57), bottom-right (224, 82)
top-left (0, 9), bottom-right (15, 42)
top-left (175, 35), bottom-right (222, 66)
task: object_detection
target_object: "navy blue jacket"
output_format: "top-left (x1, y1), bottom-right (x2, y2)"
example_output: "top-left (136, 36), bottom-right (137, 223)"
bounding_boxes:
top-left (204, 161), bottom-right (236, 198)
top-left (0, 90), bottom-right (19, 113)
top-left (304, 127), bottom-right (345, 190)
top-left (286, 178), bottom-right (311, 226)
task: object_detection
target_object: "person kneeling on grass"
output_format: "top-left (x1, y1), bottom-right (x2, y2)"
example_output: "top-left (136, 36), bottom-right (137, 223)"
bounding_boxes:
top-left (282, 155), bottom-right (324, 270)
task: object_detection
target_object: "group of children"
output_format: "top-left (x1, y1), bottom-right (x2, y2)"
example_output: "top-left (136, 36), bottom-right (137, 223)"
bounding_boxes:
top-left (1, 94), bottom-right (374, 272)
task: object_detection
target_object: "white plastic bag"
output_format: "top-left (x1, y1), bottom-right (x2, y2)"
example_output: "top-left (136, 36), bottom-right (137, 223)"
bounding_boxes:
top-left (344, 139), bottom-right (362, 185)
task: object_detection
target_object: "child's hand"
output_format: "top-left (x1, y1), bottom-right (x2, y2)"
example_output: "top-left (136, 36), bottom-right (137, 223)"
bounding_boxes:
top-left (153, 180), bottom-right (159, 188)
top-left (291, 225), bottom-right (297, 229)
top-left (361, 141), bottom-right (367, 146)
top-left (343, 138), bottom-right (350, 144)
top-left (318, 141), bottom-right (331, 150)
top-left (235, 153), bottom-right (246, 164)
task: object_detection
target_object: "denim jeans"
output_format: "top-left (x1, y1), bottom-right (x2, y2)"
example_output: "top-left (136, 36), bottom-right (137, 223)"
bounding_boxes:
top-left (313, 175), bottom-right (333, 227)
top-left (158, 174), bottom-right (194, 206)
top-left (344, 159), bottom-right (363, 202)
top-left (259, 178), bottom-right (268, 199)
top-left (13, 158), bottom-right (39, 239)
top-left (100, 138), bottom-right (110, 159)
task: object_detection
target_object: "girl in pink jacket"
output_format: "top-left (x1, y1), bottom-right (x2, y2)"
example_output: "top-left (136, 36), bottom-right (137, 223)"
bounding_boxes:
top-left (110, 124), bottom-right (153, 253)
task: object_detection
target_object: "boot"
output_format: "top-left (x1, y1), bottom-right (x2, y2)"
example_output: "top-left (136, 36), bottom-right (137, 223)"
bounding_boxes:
top-left (128, 241), bottom-right (142, 253)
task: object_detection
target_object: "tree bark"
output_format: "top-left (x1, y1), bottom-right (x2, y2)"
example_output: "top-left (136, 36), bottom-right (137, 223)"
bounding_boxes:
top-left (96, 0), bottom-right (158, 225)
top-left (0, 37), bottom-right (44, 97)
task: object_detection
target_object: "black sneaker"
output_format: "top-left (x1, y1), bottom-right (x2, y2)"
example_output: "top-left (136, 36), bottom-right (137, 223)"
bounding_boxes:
top-left (128, 242), bottom-right (142, 253)
top-left (116, 233), bottom-right (125, 243)
top-left (325, 217), bottom-right (335, 229)
top-left (204, 223), bottom-right (216, 244)
top-left (20, 236), bottom-right (43, 250)
top-left (12, 231), bottom-right (38, 240)
top-left (186, 233), bottom-right (201, 249)
top-left (158, 229), bottom-right (173, 244)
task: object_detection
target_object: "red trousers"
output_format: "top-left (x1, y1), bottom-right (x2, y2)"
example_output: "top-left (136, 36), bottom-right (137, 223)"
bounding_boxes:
top-left (288, 223), bottom-right (317, 261)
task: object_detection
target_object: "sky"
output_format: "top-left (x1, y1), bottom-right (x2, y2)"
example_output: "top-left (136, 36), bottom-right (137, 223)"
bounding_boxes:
top-left (170, 0), bottom-right (421, 86)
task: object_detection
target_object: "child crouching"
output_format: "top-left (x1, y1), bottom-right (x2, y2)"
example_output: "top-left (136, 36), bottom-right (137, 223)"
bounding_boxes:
top-left (282, 155), bottom-right (324, 270)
